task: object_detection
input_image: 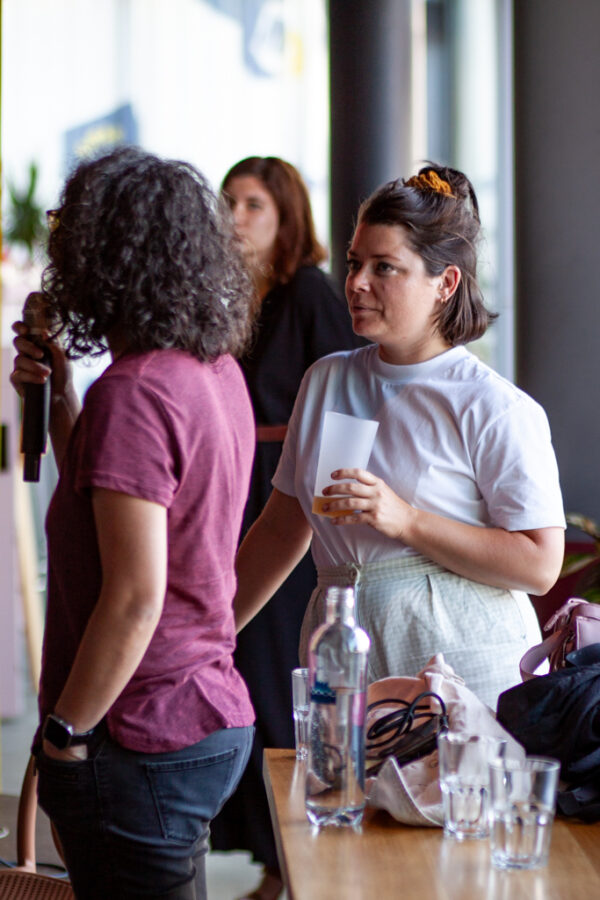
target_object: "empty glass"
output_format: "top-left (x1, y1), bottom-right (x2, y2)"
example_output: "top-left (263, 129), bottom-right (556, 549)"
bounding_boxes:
top-left (489, 756), bottom-right (560, 869)
top-left (438, 732), bottom-right (507, 840)
top-left (292, 667), bottom-right (310, 761)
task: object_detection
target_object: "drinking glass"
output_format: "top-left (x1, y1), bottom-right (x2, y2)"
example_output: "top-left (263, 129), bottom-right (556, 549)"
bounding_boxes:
top-left (489, 756), bottom-right (560, 869)
top-left (292, 667), bottom-right (310, 761)
top-left (312, 411), bottom-right (378, 517)
top-left (438, 732), bottom-right (507, 840)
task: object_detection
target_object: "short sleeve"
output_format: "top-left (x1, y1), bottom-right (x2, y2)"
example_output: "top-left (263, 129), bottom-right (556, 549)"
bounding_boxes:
top-left (74, 374), bottom-right (178, 507)
top-left (271, 373), bottom-right (306, 498)
top-left (473, 396), bottom-right (565, 531)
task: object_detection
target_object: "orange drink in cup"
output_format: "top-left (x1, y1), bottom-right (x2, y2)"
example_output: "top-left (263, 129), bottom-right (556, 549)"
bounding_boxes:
top-left (312, 411), bottom-right (379, 517)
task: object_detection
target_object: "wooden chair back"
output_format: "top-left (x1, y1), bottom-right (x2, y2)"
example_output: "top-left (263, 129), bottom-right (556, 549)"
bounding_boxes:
top-left (0, 755), bottom-right (74, 898)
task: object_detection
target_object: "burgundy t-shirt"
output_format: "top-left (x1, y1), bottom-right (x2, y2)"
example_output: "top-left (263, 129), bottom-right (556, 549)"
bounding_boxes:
top-left (39, 349), bottom-right (255, 752)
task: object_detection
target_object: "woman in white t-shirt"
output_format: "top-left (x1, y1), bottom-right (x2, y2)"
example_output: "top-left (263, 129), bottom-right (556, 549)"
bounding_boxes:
top-left (234, 164), bottom-right (565, 707)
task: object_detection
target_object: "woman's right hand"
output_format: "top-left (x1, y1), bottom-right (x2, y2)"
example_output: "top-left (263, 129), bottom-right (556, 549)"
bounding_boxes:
top-left (10, 320), bottom-right (71, 401)
top-left (11, 319), bottom-right (81, 469)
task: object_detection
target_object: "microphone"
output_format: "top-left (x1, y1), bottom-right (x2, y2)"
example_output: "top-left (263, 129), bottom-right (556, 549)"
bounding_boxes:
top-left (20, 292), bottom-right (52, 482)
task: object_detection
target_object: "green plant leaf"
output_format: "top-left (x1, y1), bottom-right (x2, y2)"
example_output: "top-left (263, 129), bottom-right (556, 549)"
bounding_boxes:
top-left (568, 563), bottom-right (600, 605)
top-left (581, 587), bottom-right (600, 604)
top-left (5, 161), bottom-right (45, 258)
top-left (25, 162), bottom-right (38, 202)
top-left (565, 513), bottom-right (600, 540)
top-left (561, 553), bottom-right (599, 577)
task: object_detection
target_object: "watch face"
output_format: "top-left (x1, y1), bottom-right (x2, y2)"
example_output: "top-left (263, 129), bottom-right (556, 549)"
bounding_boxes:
top-left (43, 714), bottom-right (72, 750)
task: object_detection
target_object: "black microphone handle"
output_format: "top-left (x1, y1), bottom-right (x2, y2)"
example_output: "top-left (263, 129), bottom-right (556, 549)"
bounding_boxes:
top-left (21, 346), bottom-right (52, 482)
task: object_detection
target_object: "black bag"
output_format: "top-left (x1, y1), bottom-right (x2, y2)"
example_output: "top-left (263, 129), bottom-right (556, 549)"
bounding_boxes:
top-left (496, 661), bottom-right (600, 821)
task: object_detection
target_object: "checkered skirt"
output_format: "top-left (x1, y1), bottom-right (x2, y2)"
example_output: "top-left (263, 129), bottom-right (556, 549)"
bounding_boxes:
top-left (299, 554), bottom-right (541, 709)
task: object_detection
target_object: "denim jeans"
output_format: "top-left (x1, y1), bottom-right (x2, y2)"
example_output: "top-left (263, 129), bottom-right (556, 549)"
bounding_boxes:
top-left (36, 724), bottom-right (254, 900)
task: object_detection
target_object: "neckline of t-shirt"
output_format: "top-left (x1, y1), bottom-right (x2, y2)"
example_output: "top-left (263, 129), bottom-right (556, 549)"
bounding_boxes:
top-left (369, 344), bottom-right (468, 382)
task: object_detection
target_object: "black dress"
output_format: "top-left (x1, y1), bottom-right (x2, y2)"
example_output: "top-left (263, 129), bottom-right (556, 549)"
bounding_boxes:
top-left (210, 266), bottom-right (363, 868)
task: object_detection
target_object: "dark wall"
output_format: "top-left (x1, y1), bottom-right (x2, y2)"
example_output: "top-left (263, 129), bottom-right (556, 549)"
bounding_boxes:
top-left (513, 0), bottom-right (600, 524)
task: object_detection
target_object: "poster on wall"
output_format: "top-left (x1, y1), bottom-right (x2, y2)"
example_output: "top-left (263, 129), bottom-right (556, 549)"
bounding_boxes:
top-left (205, 0), bottom-right (285, 76)
top-left (63, 103), bottom-right (138, 171)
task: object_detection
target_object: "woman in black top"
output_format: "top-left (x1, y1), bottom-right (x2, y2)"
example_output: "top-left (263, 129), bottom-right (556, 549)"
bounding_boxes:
top-left (210, 156), bottom-right (362, 900)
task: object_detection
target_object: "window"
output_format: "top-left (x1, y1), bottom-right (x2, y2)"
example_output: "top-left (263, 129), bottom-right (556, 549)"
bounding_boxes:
top-left (425, 0), bottom-right (514, 378)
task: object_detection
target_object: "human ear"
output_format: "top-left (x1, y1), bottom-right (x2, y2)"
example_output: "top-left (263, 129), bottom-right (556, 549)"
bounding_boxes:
top-left (438, 266), bottom-right (461, 303)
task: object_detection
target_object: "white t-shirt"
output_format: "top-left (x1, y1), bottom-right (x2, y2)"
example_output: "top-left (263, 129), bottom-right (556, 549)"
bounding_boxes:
top-left (273, 344), bottom-right (565, 568)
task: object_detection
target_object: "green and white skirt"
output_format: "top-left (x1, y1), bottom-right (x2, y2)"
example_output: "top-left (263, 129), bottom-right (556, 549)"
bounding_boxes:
top-left (298, 554), bottom-right (542, 710)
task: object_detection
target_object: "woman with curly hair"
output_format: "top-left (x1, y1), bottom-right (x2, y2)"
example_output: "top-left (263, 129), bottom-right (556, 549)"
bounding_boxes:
top-left (10, 146), bottom-right (256, 899)
top-left (210, 157), bottom-right (361, 900)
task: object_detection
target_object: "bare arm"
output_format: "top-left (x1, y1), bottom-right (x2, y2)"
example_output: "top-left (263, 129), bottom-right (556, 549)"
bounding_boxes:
top-left (234, 488), bottom-right (313, 632)
top-left (11, 321), bottom-right (81, 468)
top-left (322, 468), bottom-right (564, 595)
top-left (48, 380), bottom-right (81, 469)
top-left (44, 488), bottom-right (167, 760)
top-left (401, 513), bottom-right (563, 595)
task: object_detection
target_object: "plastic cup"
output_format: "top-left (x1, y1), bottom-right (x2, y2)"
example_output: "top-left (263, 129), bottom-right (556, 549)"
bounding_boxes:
top-left (489, 756), bottom-right (560, 869)
top-left (438, 733), bottom-right (507, 840)
top-left (292, 667), bottom-right (310, 761)
top-left (311, 411), bottom-right (379, 517)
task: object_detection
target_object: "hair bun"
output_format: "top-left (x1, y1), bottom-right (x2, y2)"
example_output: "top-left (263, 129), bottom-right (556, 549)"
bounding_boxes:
top-left (411, 164), bottom-right (480, 222)
top-left (405, 170), bottom-right (454, 197)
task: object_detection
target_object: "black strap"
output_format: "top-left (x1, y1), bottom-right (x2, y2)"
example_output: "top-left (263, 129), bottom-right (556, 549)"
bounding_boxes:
top-left (366, 691), bottom-right (448, 775)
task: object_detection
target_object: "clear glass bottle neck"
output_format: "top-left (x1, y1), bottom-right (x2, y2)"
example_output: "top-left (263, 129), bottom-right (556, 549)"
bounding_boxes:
top-left (325, 586), bottom-right (356, 625)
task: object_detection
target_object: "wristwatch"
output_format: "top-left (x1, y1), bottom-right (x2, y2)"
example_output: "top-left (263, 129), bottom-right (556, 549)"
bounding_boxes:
top-left (42, 713), bottom-right (95, 750)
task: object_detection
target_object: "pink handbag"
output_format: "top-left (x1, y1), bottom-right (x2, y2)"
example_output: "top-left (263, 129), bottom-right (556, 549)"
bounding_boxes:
top-left (520, 598), bottom-right (600, 680)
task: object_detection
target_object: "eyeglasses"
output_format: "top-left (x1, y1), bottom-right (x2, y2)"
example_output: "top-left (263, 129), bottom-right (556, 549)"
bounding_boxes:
top-left (46, 209), bottom-right (60, 232)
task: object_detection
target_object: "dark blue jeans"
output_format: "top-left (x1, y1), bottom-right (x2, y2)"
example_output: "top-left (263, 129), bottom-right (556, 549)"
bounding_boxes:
top-left (36, 725), bottom-right (254, 899)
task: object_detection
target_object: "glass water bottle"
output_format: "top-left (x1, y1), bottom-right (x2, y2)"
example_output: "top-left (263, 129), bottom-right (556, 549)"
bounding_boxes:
top-left (304, 585), bottom-right (370, 828)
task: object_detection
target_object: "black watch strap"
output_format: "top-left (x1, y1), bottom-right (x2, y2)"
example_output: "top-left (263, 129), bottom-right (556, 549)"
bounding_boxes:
top-left (43, 713), bottom-right (96, 750)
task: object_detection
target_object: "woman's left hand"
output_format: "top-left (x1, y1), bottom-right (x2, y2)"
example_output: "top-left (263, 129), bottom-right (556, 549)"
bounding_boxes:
top-left (321, 468), bottom-right (413, 540)
top-left (42, 739), bottom-right (88, 762)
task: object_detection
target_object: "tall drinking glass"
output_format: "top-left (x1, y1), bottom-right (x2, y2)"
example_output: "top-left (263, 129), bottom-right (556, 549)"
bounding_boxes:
top-left (311, 411), bottom-right (378, 517)
top-left (438, 733), bottom-right (507, 840)
top-left (489, 756), bottom-right (560, 869)
top-left (292, 667), bottom-right (310, 761)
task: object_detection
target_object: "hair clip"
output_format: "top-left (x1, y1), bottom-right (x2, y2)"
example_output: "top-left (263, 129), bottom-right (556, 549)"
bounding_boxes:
top-left (405, 171), bottom-right (454, 197)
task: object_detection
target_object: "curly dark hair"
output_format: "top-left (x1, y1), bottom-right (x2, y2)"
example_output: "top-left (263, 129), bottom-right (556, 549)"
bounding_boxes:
top-left (42, 146), bottom-right (253, 361)
top-left (221, 156), bottom-right (326, 285)
top-left (357, 163), bottom-right (497, 345)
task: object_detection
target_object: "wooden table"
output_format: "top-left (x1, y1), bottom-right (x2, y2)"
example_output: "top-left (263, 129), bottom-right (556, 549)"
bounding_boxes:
top-left (264, 749), bottom-right (600, 900)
